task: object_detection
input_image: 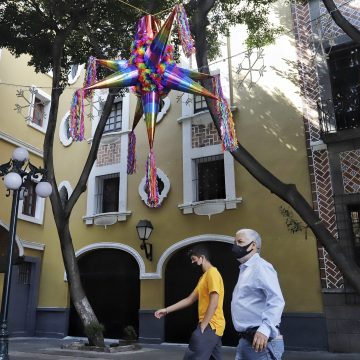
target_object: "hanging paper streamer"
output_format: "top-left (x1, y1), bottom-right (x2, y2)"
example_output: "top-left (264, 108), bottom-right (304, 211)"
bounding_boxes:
top-left (69, 57), bottom-right (98, 141)
top-left (127, 98), bottom-right (144, 174)
top-left (127, 131), bottom-right (137, 174)
top-left (70, 89), bottom-right (85, 141)
top-left (145, 149), bottom-right (159, 208)
top-left (83, 56), bottom-right (98, 99)
top-left (213, 74), bottom-right (238, 152)
top-left (175, 4), bottom-right (196, 58)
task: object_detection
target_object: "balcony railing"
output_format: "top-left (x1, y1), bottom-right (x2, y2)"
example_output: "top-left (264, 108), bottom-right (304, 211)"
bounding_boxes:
top-left (317, 95), bottom-right (360, 134)
top-left (317, 99), bottom-right (336, 134)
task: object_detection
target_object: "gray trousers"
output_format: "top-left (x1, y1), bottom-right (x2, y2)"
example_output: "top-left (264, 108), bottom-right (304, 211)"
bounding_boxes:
top-left (183, 324), bottom-right (222, 360)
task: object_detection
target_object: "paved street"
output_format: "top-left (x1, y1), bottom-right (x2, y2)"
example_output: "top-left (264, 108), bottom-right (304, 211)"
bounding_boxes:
top-left (6, 337), bottom-right (360, 359)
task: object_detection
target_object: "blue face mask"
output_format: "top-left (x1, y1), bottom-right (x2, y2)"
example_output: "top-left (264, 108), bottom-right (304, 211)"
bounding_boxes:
top-left (231, 242), bottom-right (253, 260)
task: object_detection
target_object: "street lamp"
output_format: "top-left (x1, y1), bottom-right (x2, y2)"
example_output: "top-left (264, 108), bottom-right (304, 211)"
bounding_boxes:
top-left (0, 147), bottom-right (52, 359)
top-left (136, 220), bottom-right (153, 261)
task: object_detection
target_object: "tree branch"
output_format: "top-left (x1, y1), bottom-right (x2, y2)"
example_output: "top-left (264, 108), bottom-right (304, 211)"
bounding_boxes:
top-left (196, 0), bottom-right (216, 19)
top-left (82, 24), bottom-right (106, 59)
top-left (29, 0), bottom-right (59, 31)
top-left (64, 19), bottom-right (121, 217)
top-left (192, 3), bottom-right (360, 294)
top-left (43, 33), bottom-right (67, 228)
top-left (65, 92), bottom-right (116, 216)
top-left (322, 0), bottom-right (360, 44)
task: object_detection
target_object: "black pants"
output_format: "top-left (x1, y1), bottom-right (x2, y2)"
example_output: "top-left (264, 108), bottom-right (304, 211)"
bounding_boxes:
top-left (183, 324), bottom-right (222, 360)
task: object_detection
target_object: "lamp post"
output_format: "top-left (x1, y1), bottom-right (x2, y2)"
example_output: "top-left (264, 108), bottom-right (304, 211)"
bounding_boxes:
top-left (0, 147), bottom-right (52, 360)
top-left (136, 220), bottom-right (153, 261)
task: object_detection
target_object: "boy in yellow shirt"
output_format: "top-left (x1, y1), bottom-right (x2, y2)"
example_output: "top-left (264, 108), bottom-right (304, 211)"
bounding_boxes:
top-left (155, 245), bottom-right (225, 360)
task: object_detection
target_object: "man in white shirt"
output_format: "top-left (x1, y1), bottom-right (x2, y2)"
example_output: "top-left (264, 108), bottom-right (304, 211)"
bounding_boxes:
top-left (231, 229), bottom-right (285, 360)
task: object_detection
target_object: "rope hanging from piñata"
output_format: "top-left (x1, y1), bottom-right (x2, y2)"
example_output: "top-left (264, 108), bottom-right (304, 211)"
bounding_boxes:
top-left (127, 131), bottom-right (137, 174)
top-left (213, 74), bottom-right (239, 152)
top-left (127, 97), bottom-right (144, 174)
top-left (69, 56), bottom-right (98, 141)
top-left (83, 56), bottom-right (98, 98)
top-left (70, 89), bottom-right (85, 141)
top-left (175, 4), bottom-right (196, 58)
top-left (145, 149), bottom-right (159, 208)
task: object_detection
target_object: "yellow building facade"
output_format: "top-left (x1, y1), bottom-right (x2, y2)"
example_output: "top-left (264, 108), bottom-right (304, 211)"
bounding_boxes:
top-left (0, 2), bottom-right (326, 350)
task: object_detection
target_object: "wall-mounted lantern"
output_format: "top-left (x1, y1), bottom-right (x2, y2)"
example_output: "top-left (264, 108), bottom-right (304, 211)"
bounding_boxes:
top-left (136, 219), bottom-right (153, 261)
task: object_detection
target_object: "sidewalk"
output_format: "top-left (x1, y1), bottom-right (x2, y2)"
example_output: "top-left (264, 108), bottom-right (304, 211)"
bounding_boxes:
top-left (7, 337), bottom-right (360, 359)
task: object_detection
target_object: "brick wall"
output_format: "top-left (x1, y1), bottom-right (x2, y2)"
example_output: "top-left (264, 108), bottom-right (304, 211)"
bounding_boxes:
top-left (319, 1), bottom-right (360, 39)
top-left (340, 149), bottom-right (360, 194)
top-left (192, 123), bottom-right (221, 148)
top-left (96, 143), bottom-right (121, 167)
top-left (291, 1), bottom-right (343, 289)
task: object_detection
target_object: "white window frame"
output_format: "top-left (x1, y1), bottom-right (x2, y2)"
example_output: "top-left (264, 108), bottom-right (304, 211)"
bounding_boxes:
top-left (192, 154), bottom-right (226, 202)
top-left (157, 96), bottom-right (171, 123)
top-left (103, 97), bottom-right (123, 134)
top-left (177, 85), bottom-right (241, 214)
top-left (58, 180), bottom-right (73, 198)
top-left (94, 172), bottom-right (120, 214)
top-left (91, 89), bottom-right (130, 137)
top-left (27, 85), bottom-right (51, 134)
top-left (84, 162), bottom-right (130, 224)
top-left (177, 58), bottom-right (241, 214)
top-left (18, 183), bottom-right (46, 225)
top-left (138, 168), bottom-right (171, 207)
top-left (83, 89), bottom-right (131, 224)
top-left (68, 64), bottom-right (84, 85)
top-left (59, 111), bottom-right (73, 147)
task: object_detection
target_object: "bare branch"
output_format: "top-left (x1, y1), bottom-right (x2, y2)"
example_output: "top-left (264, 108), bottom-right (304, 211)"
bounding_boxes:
top-left (322, 0), bottom-right (360, 44)
top-left (192, 2), bottom-right (360, 294)
top-left (65, 92), bottom-right (116, 216)
top-left (29, 0), bottom-right (59, 31)
top-left (82, 24), bottom-right (106, 59)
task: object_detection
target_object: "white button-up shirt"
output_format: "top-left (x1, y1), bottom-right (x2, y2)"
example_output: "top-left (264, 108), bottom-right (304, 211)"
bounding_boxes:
top-left (231, 253), bottom-right (285, 339)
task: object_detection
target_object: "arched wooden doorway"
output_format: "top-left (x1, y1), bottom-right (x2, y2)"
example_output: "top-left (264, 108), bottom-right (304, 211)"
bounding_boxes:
top-left (68, 248), bottom-right (140, 339)
top-left (164, 241), bottom-right (239, 346)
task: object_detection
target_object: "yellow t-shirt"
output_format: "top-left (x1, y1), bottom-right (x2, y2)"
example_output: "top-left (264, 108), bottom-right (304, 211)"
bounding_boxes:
top-left (195, 266), bottom-right (225, 336)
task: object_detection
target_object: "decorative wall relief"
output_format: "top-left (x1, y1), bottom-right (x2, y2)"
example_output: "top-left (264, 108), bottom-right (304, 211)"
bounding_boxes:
top-left (236, 48), bottom-right (265, 89)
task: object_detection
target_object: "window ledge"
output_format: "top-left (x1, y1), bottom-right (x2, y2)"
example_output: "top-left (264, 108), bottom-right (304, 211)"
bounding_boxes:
top-left (177, 106), bottom-right (237, 125)
top-left (322, 287), bottom-right (347, 294)
top-left (177, 110), bottom-right (210, 124)
top-left (87, 129), bottom-right (130, 145)
top-left (83, 211), bottom-right (132, 226)
top-left (178, 197), bottom-right (242, 216)
top-left (21, 239), bottom-right (45, 251)
top-left (18, 213), bottom-right (44, 225)
top-left (321, 127), bottom-right (360, 145)
top-left (26, 121), bottom-right (46, 134)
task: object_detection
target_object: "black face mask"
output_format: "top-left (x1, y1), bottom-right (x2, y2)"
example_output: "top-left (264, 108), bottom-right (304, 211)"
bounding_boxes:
top-left (191, 256), bottom-right (203, 268)
top-left (232, 242), bottom-right (253, 260)
top-left (191, 261), bottom-right (201, 268)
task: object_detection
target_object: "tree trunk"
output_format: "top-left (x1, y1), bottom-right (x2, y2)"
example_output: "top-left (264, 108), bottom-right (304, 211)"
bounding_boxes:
top-left (58, 222), bottom-right (104, 347)
top-left (44, 92), bottom-right (115, 346)
top-left (45, 92), bottom-right (115, 347)
top-left (322, 0), bottom-right (360, 44)
top-left (192, 4), bottom-right (360, 294)
top-left (42, 32), bottom-right (107, 347)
